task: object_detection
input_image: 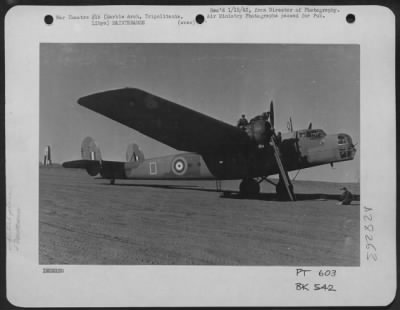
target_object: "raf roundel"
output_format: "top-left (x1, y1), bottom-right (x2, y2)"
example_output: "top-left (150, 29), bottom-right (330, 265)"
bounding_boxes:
top-left (172, 157), bottom-right (188, 175)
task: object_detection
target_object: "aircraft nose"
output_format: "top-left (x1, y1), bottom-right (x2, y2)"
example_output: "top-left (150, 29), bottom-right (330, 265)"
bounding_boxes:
top-left (337, 133), bottom-right (352, 145)
top-left (337, 133), bottom-right (357, 158)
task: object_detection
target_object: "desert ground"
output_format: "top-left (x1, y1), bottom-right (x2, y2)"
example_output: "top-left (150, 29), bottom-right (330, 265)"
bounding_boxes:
top-left (39, 166), bottom-right (360, 265)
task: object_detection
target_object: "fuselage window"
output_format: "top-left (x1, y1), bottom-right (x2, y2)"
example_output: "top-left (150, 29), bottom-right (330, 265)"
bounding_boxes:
top-left (305, 130), bottom-right (326, 138)
top-left (298, 130), bottom-right (326, 139)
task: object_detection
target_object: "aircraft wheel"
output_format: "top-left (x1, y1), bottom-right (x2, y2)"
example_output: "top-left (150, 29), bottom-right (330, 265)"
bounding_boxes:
top-left (239, 179), bottom-right (247, 195)
top-left (110, 178), bottom-right (115, 185)
top-left (249, 179), bottom-right (260, 195)
top-left (239, 178), bottom-right (260, 196)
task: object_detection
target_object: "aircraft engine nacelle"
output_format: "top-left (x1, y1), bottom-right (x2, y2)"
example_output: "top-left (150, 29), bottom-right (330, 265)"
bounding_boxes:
top-left (247, 118), bottom-right (272, 145)
top-left (85, 160), bottom-right (101, 176)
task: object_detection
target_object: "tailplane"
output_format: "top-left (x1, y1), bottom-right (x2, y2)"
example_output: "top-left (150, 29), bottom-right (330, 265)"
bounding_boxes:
top-left (63, 138), bottom-right (138, 181)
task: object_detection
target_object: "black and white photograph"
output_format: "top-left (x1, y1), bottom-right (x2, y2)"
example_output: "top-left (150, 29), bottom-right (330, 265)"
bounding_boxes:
top-left (5, 5), bottom-right (396, 307)
top-left (39, 43), bottom-right (360, 266)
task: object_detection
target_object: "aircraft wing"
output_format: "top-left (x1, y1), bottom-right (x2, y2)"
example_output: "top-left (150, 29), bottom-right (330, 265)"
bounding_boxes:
top-left (78, 88), bottom-right (252, 153)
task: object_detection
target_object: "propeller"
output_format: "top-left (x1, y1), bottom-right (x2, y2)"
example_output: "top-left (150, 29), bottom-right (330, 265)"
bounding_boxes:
top-left (352, 142), bottom-right (358, 153)
top-left (269, 100), bottom-right (274, 129)
top-left (308, 122), bottom-right (312, 130)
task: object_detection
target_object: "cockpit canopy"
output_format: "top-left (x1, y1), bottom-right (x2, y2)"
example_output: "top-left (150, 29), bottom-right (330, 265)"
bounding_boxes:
top-left (297, 129), bottom-right (327, 139)
top-left (337, 133), bottom-right (352, 145)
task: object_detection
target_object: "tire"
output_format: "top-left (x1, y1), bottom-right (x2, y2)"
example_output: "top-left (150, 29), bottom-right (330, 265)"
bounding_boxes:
top-left (239, 179), bottom-right (260, 196)
top-left (248, 179), bottom-right (260, 195)
top-left (239, 180), bottom-right (246, 194)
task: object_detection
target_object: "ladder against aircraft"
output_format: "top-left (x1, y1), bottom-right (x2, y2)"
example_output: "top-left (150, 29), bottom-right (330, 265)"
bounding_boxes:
top-left (242, 102), bottom-right (296, 201)
top-left (270, 134), bottom-right (296, 201)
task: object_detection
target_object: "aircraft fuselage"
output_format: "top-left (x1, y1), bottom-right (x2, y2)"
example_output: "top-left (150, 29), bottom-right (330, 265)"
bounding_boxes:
top-left (99, 128), bottom-right (356, 181)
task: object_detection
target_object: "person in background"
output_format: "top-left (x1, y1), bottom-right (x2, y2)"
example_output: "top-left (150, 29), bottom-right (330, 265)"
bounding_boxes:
top-left (338, 187), bottom-right (353, 205)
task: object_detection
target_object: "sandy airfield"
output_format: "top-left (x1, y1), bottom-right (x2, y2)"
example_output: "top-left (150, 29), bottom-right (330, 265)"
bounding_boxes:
top-left (39, 166), bottom-right (360, 266)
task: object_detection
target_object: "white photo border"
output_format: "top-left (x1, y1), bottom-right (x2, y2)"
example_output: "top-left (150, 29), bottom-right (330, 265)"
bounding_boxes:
top-left (5, 5), bottom-right (396, 307)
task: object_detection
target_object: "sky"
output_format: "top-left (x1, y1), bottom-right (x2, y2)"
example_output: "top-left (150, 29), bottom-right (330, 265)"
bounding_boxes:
top-left (40, 43), bottom-right (359, 182)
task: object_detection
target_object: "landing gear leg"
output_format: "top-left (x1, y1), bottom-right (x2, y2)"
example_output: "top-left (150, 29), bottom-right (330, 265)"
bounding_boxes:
top-left (260, 176), bottom-right (296, 201)
top-left (276, 179), bottom-right (295, 201)
top-left (239, 178), bottom-right (260, 196)
top-left (110, 178), bottom-right (115, 185)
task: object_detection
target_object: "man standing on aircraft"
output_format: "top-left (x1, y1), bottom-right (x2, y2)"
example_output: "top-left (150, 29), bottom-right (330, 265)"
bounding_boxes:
top-left (276, 132), bottom-right (282, 144)
top-left (237, 114), bottom-right (249, 130)
top-left (338, 187), bottom-right (353, 205)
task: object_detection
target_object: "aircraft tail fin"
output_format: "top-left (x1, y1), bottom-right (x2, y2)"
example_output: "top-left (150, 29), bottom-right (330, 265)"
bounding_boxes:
top-left (63, 137), bottom-right (128, 179)
top-left (126, 143), bottom-right (144, 163)
top-left (81, 136), bottom-right (102, 161)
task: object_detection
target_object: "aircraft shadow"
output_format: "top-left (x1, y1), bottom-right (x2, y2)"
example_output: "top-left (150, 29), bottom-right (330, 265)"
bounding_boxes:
top-left (100, 182), bottom-right (360, 202)
top-left (220, 191), bottom-right (360, 202)
top-left (107, 183), bottom-right (210, 190)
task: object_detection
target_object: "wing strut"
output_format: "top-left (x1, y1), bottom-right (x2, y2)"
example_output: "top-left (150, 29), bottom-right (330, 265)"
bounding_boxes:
top-left (215, 179), bottom-right (222, 192)
top-left (270, 135), bottom-right (296, 201)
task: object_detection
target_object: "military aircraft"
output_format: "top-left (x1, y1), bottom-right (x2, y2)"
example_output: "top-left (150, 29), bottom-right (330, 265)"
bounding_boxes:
top-left (63, 88), bottom-right (357, 200)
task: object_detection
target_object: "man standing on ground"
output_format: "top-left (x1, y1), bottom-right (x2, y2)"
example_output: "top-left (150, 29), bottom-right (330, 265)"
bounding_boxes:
top-left (338, 187), bottom-right (353, 205)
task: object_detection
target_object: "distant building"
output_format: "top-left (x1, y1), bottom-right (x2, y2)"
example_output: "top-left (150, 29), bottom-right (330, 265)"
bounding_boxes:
top-left (43, 145), bottom-right (52, 166)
